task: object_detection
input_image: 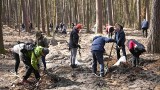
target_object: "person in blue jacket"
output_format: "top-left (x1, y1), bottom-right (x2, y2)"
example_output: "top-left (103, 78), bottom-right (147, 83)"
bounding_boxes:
top-left (141, 19), bottom-right (149, 38)
top-left (91, 35), bottom-right (115, 77)
top-left (114, 23), bottom-right (126, 60)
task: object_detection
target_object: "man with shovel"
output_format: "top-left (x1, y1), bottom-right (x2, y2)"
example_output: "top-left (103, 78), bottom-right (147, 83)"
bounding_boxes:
top-left (69, 24), bottom-right (82, 68)
top-left (91, 35), bottom-right (116, 77)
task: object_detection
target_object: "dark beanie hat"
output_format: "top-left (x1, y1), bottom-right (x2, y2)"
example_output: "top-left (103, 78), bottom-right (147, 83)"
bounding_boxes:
top-left (42, 48), bottom-right (49, 55)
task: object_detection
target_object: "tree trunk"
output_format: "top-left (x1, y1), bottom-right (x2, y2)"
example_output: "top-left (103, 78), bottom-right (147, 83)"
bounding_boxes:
top-left (36, 0), bottom-right (40, 30)
top-left (45, 0), bottom-right (50, 36)
top-left (82, 0), bottom-right (85, 26)
top-left (123, 0), bottom-right (131, 27)
top-left (41, 0), bottom-right (46, 33)
top-left (74, 0), bottom-right (78, 24)
top-left (137, 0), bottom-right (141, 29)
top-left (96, 0), bottom-right (102, 33)
top-left (21, 0), bottom-right (29, 32)
top-left (107, 0), bottom-right (113, 25)
top-left (69, 0), bottom-right (72, 28)
top-left (86, 0), bottom-right (89, 33)
top-left (145, 0), bottom-right (150, 22)
top-left (147, 0), bottom-right (160, 53)
top-left (0, 0), bottom-right (5, 54)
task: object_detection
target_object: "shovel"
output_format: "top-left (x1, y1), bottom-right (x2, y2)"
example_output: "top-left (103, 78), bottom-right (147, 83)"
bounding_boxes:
top-left (105, 43), bottom-right (115, 74)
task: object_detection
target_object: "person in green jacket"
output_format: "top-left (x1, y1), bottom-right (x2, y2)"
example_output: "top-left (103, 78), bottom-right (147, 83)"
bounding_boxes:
top-left (20, 46), bottom-right (49, 84)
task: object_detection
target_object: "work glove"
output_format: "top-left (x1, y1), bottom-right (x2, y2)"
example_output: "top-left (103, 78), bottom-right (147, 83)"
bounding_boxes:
top-left (69, 47), bottom-right (71, 51)
top-left (77, 44), bottom-right (81, 49)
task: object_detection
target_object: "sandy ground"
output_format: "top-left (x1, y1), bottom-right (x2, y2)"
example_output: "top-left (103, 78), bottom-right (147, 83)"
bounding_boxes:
top-left (0, 26), bottom-right (160, 90)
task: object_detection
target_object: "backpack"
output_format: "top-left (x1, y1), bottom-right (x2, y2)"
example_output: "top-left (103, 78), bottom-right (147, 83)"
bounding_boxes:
top-left (20, 42), bottom-right (36, 54)
top-left (133, 40), bottom-right (146, 53)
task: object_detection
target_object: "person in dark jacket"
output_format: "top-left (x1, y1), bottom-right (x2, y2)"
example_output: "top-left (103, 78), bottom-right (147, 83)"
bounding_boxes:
top-left (36, 31), bottom-right (49, 70)
top-left (21, 23), bottom-right (25, 31)
top-left (91, 35), bottom-right (115, 77)
top-left (114, 23), bottom-right (126, 60)
top-left (55, 24), bottom-right (59, 33)
top-left (69, 24), bottom-right (82, 68)
top-left (141, 19), bottom-right (149, 38)
top-left (49, 21), bottom-right (53, 32)
top-left (127, 39), bottom-right (146, 67)
top-left (71, 23), bottom-right (75, 29)
top-left (29, 22), bottom-right (33, 31)
top-left (60, 22), bottom-right (63, 32)
top-left (62, 24), bottom-right (67, 34)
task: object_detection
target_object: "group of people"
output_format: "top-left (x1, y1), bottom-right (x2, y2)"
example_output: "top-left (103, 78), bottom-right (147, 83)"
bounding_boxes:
top-left (55, 22), bottom-right (67, 34)
top-left (69, 23), bottom-right (146, 77)
top-left (11, 21), bottom-right (147, 85)
top-left (12, 31), bottom-right (49, 84)
top-left (21, 22), bottom-right (33, 32)
top-left (105, 18), bottom-right (149, 38)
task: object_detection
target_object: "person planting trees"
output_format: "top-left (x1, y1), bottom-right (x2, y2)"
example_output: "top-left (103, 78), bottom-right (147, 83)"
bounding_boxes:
top-left (35, 31), bottom-right (49, 71)
top-left (127, 39), bottom-right (146, 67)
top-left (20, 46), bottom-right (49, 84)
top-left (11, 39), bottom-right (34, 75)
top-left (68, 24), bottom-right (82, 68)
top-left (114, 23), bottom-right (127, 60)
top-left (91, 35), bottom-right (116, 77)
top-left (106, 24), bottom-right (114, 38)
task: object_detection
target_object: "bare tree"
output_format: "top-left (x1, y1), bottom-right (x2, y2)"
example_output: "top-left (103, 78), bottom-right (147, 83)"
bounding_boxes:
top-left (0, 0), bottom-right (5, 53)
top-left (45, 0), bottom-right (50, 36)
top-left (137, 0), bottom-right (141, 29)
top-left (107, 0), bottom-right (113, 25)
top-left (41, 0), bottom-right (46, 33)
top-left (86, 0), bottom-right (89, 33)
top-left (147, 0), bottom-right (160, 53)
top-left (96, 0), bottom-right (102, 33)
top-left (123, 0), bottom-right (131, 27)
top-left (21, 0), bottom-right (29, 32)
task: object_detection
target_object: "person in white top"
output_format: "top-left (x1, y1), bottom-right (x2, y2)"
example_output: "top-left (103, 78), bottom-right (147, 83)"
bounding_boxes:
top-left (11, 43), bottom-right (25, 74)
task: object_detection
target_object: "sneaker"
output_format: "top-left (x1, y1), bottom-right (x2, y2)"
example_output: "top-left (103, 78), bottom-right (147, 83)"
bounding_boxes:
top-left (71, 64), bottom-right (78, 68)
top-left (100, 73), bottom-right (104, 77)
top-left (93, 73), bottom-right (100, 77)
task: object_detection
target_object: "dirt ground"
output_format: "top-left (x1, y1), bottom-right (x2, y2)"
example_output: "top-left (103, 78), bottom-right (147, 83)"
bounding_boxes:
top-left (0, 26), bottom-right (160, 90)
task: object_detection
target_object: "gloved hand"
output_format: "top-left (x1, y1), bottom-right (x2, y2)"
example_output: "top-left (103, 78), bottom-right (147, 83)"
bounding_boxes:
top-left (77, 44), bottom-right (81, 49)
top-left (69, 47), bottom-right (71, 51)
top-left (113, 39), bottom-right (117, 42)
top-left (119, 46), bottom-right (122, 49)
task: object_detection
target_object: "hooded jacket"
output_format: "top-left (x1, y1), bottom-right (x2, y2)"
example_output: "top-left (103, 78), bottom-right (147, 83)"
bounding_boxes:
top-left (31, 46), bottom-right (44, 70)
top-left (141, 20), bottom-right (149, 29)
top-left (91, 36), bottom-right (115, 52)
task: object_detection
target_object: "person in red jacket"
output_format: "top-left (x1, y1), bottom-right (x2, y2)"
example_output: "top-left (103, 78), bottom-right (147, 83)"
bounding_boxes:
top-left (127, 39), bottom-right (146, 67)
top-left (106, 24), bottom-right (114, 38)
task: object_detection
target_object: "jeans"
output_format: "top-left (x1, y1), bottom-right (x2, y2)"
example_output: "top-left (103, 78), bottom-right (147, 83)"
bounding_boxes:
top-left (70, 48), bottom-right (78, 65)
top-left (13, 52), bottom-right (20, 73)
top-left (116, 45), bottom-right (126, 60)
top-left (142, 28), bottom-right (148, 38)
top-left (92, 51), bottom-right (104, 75)
top-left (130, 50), bottom-right (141, 67)
top-left (23, 55), bottom-right (40, 80)
top-left (41, 56), bottom-right (46, 69)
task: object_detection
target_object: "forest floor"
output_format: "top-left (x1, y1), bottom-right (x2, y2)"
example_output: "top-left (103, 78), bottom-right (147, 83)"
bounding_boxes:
top-left (0, 26), bottom-right (160, 90)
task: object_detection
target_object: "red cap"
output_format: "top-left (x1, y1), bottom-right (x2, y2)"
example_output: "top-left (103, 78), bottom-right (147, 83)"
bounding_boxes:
top-left (76, 24), bottom-right (82, 29)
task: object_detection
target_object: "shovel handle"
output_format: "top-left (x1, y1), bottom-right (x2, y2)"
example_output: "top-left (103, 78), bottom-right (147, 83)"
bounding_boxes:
top-left (109, 43), bottom-right (114, 59)
top-left (79, 48), bottom-right (81, 57)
